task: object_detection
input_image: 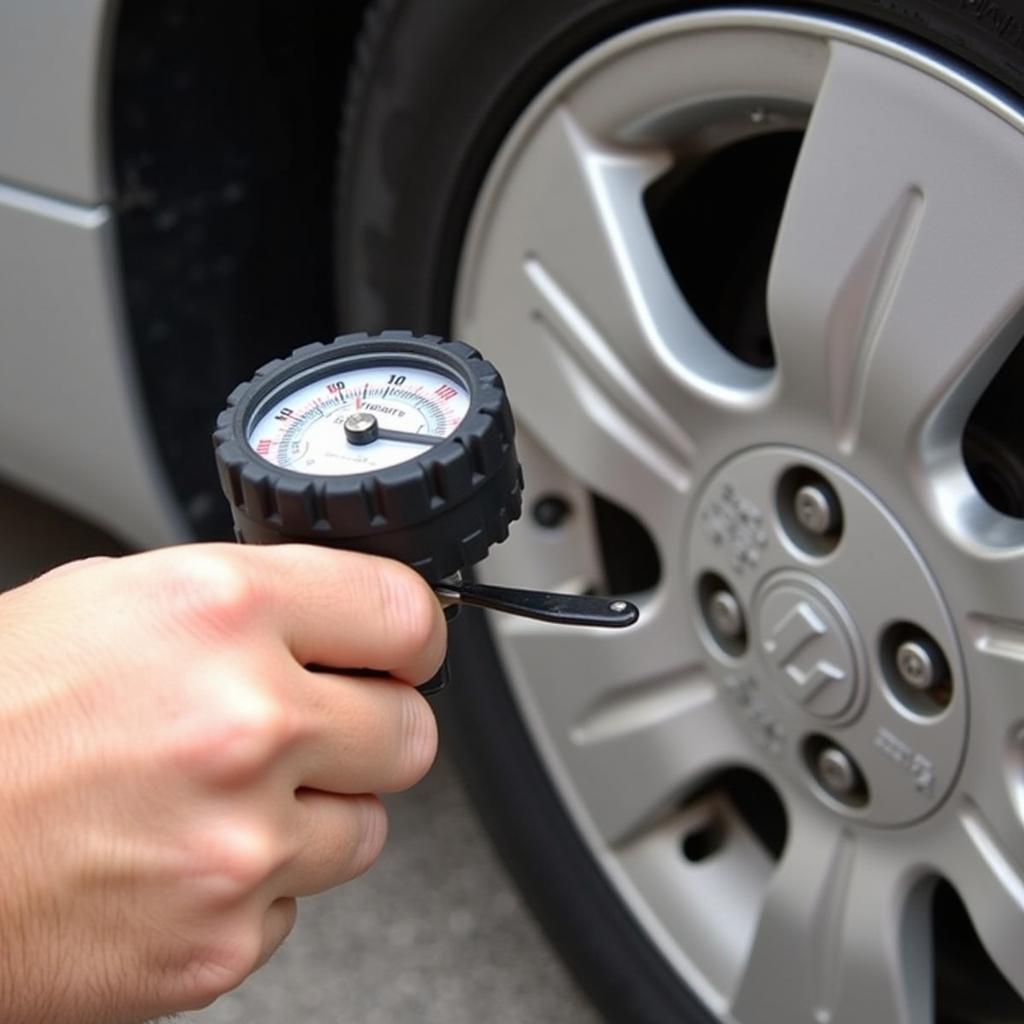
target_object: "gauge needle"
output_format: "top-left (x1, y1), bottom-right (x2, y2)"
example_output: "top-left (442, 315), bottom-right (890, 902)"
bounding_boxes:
top-left (372, 427), bottom-right (448, 445)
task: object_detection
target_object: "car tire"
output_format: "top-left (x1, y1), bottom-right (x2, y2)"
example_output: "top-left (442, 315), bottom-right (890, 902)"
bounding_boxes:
top-left (335, 1), bottom-right (1024, 1021)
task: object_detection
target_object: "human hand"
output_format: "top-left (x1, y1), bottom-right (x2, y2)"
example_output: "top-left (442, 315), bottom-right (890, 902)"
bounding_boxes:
top-left (0, 543), bottom-right (445, 1024)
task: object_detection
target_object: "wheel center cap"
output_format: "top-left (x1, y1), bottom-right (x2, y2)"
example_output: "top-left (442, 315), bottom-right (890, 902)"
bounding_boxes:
top-left (754, 574), bottom-right (860, 719)
top-left (687, 446), bottom-right (967, 827)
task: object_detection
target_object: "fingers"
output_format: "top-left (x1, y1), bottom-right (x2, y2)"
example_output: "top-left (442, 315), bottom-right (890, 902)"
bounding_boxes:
top-left (252, 545), bottom-right (448, 684)
top-left (66, 543), bottom-right (447, 683)
top-left (256, 897), bottom-right (298, 970)
top-left (277, 792), bottom-right (388, 897)
top-left (179, 897), bottom-right (297, 1007)
top-left (291, 671), bottom-right (438, 794)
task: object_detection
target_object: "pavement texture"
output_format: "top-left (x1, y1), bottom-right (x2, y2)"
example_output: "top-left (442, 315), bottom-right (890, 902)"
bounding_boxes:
top-left (0, 480), bottom-right (600, 1024)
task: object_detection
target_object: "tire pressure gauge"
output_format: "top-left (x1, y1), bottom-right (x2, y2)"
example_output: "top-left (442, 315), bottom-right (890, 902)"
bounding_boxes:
top-left (213, 331), bottom-right (638, 689)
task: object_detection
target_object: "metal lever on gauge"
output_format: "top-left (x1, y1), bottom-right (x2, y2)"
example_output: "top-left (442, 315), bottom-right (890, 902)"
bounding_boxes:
top-left (433, 580), bottom-right (639, 628)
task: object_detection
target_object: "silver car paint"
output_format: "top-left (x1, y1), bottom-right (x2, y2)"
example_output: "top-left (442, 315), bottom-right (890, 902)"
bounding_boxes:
top-left (0, 0), bottom-right (184, 548)
top-left (0, 0), bottom-right (114, 202)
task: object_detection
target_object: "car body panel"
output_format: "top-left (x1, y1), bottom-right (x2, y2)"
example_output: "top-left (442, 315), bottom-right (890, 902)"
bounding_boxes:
top-left (0, 0), bottom-right (116, 203)
top-left (0, 181), bottom-right (185, 548)
top-left (0, 0), bottom-right (184, 548)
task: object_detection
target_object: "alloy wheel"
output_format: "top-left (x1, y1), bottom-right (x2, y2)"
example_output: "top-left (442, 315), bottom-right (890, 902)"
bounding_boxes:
top-left (454, 11), bottom-right (1024, 1021)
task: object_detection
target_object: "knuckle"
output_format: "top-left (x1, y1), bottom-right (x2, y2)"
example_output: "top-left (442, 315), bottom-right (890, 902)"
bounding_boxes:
top-left (202, 822), bottom-right (284, 897)
top-left (182, 928), bottom-right (265, 1006)
top-left (162, 549), bottom-right (262, 637)
top-left (180, 684), bottom-right (298, 786)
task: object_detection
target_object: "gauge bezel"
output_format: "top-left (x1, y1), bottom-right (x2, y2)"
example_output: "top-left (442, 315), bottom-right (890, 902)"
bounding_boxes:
top-left (227, 335), bottom-right (496, 489)
top-left (213, 333), bottom-right (521, 579)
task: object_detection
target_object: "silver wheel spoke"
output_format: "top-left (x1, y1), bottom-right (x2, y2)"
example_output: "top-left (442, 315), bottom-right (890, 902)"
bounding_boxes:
top-left (497, 596), bottom-right (702, 726)
top-left (950, 538), bottom-right (1024, 621)
top-left (495, 330), bottom-right (691, 557)
top-left (457, 103), bottom-right (761, 491)
top-left (567, 672), bottom-right (742, 844)
top-left (496, 610), bottom-right (748, 844)
top-left (955, 640), bottom-right (1024, 851)
top-left (964, 616), bottom-right (1024, 716)
top-left (732, 823), bottom-right (929, 1023)
top-left (939, 805), bottom-right (1024, 997)
top-left (825, 845), bottom-right (930, 1024)
top-left (768, 41), bottom-right (1024, 460)
top-left (730, 814), bottom-right (848, 1021)
top-left (460, 110), bottom-right (692, 549)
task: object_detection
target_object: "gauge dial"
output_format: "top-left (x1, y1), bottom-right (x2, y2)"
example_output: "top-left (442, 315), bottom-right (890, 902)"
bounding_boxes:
top-left (247, 362), bottom-right (470, 476)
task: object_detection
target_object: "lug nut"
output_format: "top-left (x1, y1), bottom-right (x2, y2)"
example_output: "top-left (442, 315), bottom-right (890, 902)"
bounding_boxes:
top-left (707, 589), bottom-right (744, 640)
top-left (895, 639), bottom-right (941, 690)
top-left (794, 484), bottom-right (836, 537)
top-left (777, 468), bottom-right (843, 555)
top-left (698, 573), bottom-right (747, 656)
top-left (815, 745), bottom-right (862, 800)
top-left (882, 624), bottom-right (952, 714)
top-left (803, 735), bottom-right (869, 808)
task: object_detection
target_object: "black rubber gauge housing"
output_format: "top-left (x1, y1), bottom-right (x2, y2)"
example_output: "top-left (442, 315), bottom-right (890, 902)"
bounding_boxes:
top-left (213, 331), bottom-right (523, 582)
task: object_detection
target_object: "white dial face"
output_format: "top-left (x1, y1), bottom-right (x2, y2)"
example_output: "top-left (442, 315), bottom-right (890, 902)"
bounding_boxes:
top-left (247, 361), bottom-right (471, 475)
